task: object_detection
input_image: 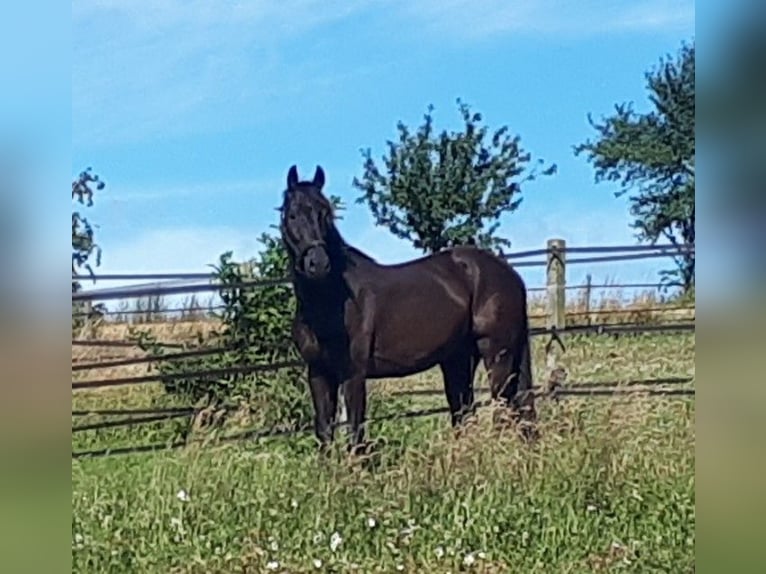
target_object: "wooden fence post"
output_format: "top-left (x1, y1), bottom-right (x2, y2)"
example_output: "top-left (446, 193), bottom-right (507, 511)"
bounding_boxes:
top-left (545, 238), bottom-right (567, 395)
top-left (546, 238), bottom-right (566, 331)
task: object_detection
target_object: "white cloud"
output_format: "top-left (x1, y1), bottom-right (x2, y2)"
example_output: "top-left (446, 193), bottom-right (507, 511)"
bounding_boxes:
top-left (73, 0), bottom-right (364, 32)
top-left (398, 0), bottom-right (695, 40)
top-left (90, 226), bottom-right (266, 311)
top-left (73, 0), bottom-right (694, 146)
top-left (72, 1), bottom-right (376, 145)
top-left (88, 205), bottom-right (673, 316)
top-left (101, 177), bottom-right (280, 205)
top-left (341, 197), bottom-right (667, 292)
top-left (100, 226), bottom-right (259, 275)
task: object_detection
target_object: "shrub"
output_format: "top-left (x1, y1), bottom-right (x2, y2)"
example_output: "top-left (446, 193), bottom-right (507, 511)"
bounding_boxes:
top-left (130, 233), bottom-right (310, 430)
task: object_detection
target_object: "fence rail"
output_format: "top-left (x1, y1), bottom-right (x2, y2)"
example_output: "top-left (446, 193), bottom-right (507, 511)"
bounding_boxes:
top-left (71, 242), bottom-right (693, 282)
top-left (73, 281), bottom-right (687, 319)
top-left (71, 380), bottom-right (694, 460)
top-left (71, 242), bottom-right (693, 302)
top-left (72, 375), bottom-right (694, 421)
top-left (71, 345), bottom-right (237, 372)
top-left (72, 359), bottom-right (305, 390)
top-left (71, 321), bottom-right (694, 391)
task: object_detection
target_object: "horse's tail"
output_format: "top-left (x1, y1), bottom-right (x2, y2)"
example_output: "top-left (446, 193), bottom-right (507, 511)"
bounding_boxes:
top-left (515, 314), bottom-right (538, 430)
top-left (517, 327), bottom-right (533, 393)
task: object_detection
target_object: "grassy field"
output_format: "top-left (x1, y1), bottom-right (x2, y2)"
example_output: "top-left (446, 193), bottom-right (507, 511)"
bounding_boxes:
top-left (72, 330), bottom-right (695, 573)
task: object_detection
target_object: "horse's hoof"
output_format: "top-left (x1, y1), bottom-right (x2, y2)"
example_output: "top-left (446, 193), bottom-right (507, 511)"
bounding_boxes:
top-left (347, 441), bottom-right (371, 457)
top-left (520, 425), bottom-right (540, 443)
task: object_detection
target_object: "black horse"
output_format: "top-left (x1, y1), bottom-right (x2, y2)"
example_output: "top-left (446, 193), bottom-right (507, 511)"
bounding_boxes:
top-left (279, 165), bottom-right (537, 452)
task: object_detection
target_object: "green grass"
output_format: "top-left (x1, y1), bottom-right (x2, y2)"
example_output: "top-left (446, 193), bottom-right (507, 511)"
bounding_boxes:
top-left (72, 334), bottom-right (695, 573)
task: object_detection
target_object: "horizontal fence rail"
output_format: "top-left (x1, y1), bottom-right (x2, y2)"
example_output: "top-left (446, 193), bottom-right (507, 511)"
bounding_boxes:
top-left (71, 242), bottom-right (694, 282)
top-left (72, 375), bottom-right (694, 420)
top-left (71, 345), bottom-right (237, 372)
top-left (72, 359), bottom-right (305, 390)
top-left (74, 283), bottom-right (686, 318)
top-left (71, 380), bottom-right (694, 459)
top-left (71, 321), bottom-right (695, 390)
top-left (72, 339), bottom-right (186, 349)
top-left (528, 305), bottom-right (695, 320)
top-left (72, 243), bottom-right (694, 302)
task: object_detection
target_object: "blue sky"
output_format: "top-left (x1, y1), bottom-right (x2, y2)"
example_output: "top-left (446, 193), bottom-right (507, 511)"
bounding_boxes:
top-left (69, 0), bottom-right (695, 301)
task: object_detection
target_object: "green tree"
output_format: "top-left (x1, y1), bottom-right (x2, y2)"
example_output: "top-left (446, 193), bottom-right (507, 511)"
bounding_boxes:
top-left (574, 41), bottom-right (695, 292)
top-left (72, 167), bottom-right (106, 325)
top-left (353, 99), bottom-right (556, 254)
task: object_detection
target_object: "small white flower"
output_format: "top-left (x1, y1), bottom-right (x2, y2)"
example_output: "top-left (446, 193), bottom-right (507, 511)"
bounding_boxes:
top-left (74, 533), bottom-right (84, 544)
top-left (434, 546), bottom-right (445, 559)
top-left (270, 539), bottom-right (279, 552)
top-left (477, 551), bottom-right (487, 560)
top-left (176, 489), bottom-right (190, 502)
top-left (312, 558), bottom-right (323, 569)
top-left (396, 565), bottom-right (404, 571)
top-left (313, 533), bottom-right (323, 544)
top-left (329, 531), bottom-right (342, 552)
top-left (291, 499), bottom-right (299, 509)
top-left (463, 553), bottom-right (476, 567)
top-left (587, 504), bottom-right (597, 512)
top-left (366, 517), bottom-right (377, 529)
top-left (266, 560), bottom-right (279, 570)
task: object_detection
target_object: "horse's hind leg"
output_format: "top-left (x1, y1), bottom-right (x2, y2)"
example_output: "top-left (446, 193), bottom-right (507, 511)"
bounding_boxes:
top-left (439, 347), bottom-right (479, 428)
top-left (477, 336), bottom-right (538, 441)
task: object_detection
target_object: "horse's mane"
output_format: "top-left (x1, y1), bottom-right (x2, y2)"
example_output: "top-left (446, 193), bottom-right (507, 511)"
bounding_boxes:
top-left (343, 243), bottom-right (378, 264)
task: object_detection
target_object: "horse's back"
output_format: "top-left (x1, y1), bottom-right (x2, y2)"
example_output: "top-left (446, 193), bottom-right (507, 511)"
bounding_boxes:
top-left (353, 251), bottom-right (474, 377)
top-left (446, 246), bottom-right (528, 336)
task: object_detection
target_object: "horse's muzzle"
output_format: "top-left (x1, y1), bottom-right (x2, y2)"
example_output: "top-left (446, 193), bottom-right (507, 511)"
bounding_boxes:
top-left (300, 243), bottom-right (330, 279)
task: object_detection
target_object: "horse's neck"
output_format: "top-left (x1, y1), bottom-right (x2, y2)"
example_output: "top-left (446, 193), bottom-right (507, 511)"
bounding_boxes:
top-left (293, 267), bottom-right (347, 308)
top-left (326, 224), bottom-right (378, 269)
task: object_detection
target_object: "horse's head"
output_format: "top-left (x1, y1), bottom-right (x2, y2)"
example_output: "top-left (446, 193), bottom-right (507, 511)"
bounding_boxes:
top-left (279, 164), bottom-right (337, 281)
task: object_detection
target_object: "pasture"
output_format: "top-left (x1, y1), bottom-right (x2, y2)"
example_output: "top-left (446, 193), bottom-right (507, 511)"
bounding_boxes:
top-left (72, 323), bottom-right (695, 573)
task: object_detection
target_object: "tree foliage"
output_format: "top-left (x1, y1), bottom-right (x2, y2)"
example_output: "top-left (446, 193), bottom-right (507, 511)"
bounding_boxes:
top-left (72, 168), bottom-right (106, 326)
top-left (353, 99), bottom-right (556, 254)
top-left (574, 41), bottom-right (695, 292)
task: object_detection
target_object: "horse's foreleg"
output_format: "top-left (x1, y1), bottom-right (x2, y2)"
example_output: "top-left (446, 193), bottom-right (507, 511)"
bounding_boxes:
top-left (308, 366), bottom-right (339, 448)
top-left (342, 375), bottom-right (368, 454)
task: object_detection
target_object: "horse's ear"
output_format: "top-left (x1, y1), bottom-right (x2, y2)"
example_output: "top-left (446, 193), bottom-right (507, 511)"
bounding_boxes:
top-left (313, 165), bottom-right (325, 189)
top-left (287, 165), bottom-right (299, 189)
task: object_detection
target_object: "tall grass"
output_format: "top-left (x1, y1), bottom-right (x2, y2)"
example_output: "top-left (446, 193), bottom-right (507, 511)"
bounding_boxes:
top-left (72, 334), bottom-right (695, 573)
